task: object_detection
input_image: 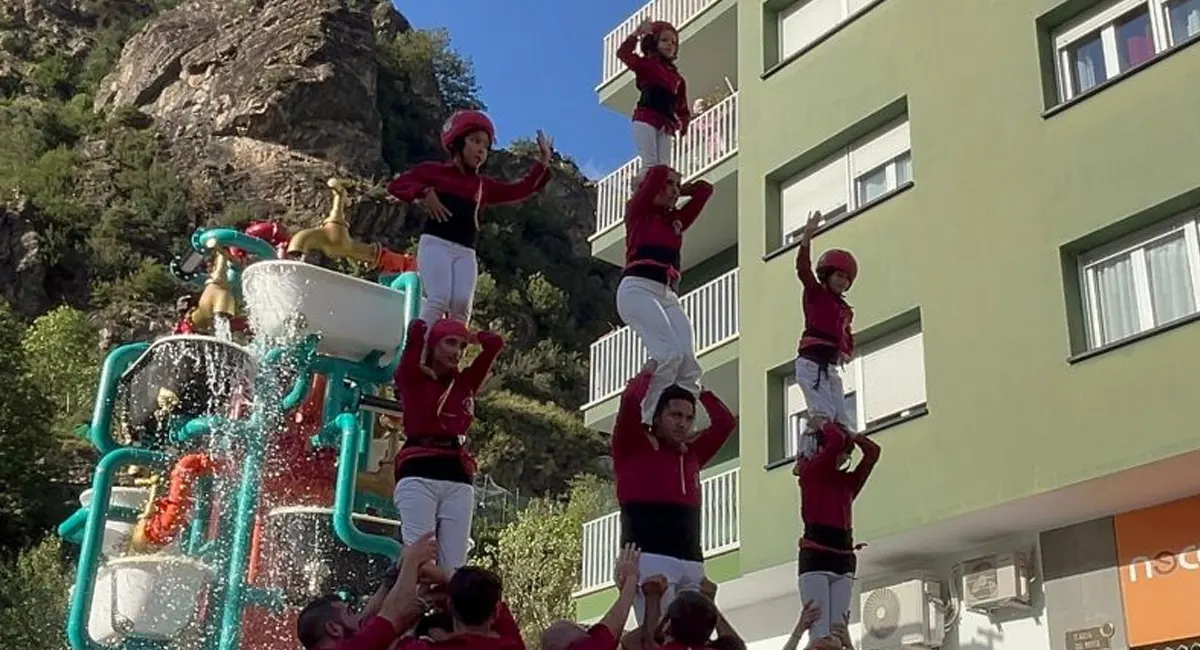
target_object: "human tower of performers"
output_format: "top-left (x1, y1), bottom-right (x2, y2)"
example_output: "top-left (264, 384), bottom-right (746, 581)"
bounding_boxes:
top-left (296, 18), bottom-right (879, 650)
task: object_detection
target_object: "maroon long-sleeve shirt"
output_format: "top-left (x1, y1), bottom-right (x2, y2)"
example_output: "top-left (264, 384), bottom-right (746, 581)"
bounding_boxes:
top-left (387, 160), bottom-right (551, 249)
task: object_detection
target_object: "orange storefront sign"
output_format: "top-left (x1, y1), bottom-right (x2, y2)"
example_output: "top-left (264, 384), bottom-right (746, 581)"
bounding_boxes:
top-left (1114, 493), bottom-right (1200, 648)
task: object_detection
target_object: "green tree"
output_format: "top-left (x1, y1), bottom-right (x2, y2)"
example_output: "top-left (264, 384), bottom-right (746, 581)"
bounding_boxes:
top-left (0, 536), bottom-right (73, 649)
top-left (21, 306), bottom-right (101, 436)
top-left (484, 476), bottom-right (617, 646)
top-left (0, 303), bottom-right (62, 554)
top-left (471, 390), bottom-right (607, 497)
top-left (376, 27), bottom-right (484, 172)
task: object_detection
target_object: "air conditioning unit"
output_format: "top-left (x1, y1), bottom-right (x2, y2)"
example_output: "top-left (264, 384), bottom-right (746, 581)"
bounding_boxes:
top-left (860, 578), bottom-right (945, 650)
top-left (959, 553), bottom-right (1033, 611)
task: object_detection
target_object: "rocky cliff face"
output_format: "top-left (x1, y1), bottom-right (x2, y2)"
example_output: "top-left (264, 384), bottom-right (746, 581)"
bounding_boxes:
top-left (95, 0), bottom-right (411, 230)
top-left (0, 0), bottom-right (600, 335)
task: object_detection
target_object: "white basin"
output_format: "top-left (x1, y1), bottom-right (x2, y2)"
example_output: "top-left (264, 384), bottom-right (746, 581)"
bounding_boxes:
top-left (79, 488), bottom-right (152, 558)
top-left (79, 555), bottom-right (213, 644)
top-left (242, 260), bottom-right (412, 365)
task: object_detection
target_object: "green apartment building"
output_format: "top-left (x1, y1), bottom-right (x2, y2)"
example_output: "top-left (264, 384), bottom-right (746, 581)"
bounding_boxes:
top-left (574, 1), bottom-right (1200, 649)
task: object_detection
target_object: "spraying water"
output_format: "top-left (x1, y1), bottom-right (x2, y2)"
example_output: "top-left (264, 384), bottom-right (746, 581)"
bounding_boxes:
top-left (59, 225), bottom-right (421, 650)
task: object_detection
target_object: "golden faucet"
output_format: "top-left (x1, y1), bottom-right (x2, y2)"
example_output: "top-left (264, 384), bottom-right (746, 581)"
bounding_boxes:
top-left (129, 474), bottom-right (163, 554)
top-left (287, 178), bottom-right (416, 273)
top-left (186, 241), bottom-right (238, 333)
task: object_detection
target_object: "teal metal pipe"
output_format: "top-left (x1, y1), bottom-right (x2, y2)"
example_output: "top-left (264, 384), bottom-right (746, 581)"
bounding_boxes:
top-left (192, 228), bottom-right (276, 261)
top-left (58, 506), bottom-right (141, 546)
top-left (386, 272), bottom-right (422, 375)
top-left (216, 342), bottom-right (315, 650)
top-left (186, 475), bottom-right (212, 557)
top-left (177, 416), bottom-right (218, 445)
top-left (215, 412), bottom-right (270, 650)
top-left (89, 343), bottom-right (149, 455)
top-left (332, 412), bottom-right (401, 560)
top-left (67, 447), bottom-right (169, 650)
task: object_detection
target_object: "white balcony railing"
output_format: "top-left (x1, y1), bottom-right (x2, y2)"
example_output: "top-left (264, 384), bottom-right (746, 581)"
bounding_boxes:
top-left (578, 467), bottom-right (740, 594)
top-left (594, 92), bottom-right (739, 236)
top-left (588, 268), bottom-right (739, 405)
top-left (600, 0), bottom-right (723, 85)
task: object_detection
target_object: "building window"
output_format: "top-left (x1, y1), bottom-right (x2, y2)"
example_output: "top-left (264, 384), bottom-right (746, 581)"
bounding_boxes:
top-left (1053, 0), bottom-right (1200, 102)
top-left (777, 0), bottom-right (881, 61)
top-left (1079, 213), bottom-right (1200, 349)
top-left (779, 119), bottom-right (911, 246)
top-left (775, 326), bottom-right (926, 462)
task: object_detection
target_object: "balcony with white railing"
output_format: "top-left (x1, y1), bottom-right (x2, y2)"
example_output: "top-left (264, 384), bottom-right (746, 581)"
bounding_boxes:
top-left (587, 268), bottom-right (738, 406)
top-left (594, 92), bottom-right (739, 238)
top-left (577, 467), bottom-right (740, 595)
top-left (597, 0), bottom-right (734, 97)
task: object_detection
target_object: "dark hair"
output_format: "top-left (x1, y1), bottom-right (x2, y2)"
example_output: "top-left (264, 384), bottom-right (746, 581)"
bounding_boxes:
top-left (296, 594), bottom-right (345, 649)
top-left (639, 28), bottom-right (675, 60)
top-left (711, 634), bottom-right (747, 650)
top-left (415, 610), bottom-right (454, 638)
top-left (665, 591), bottom-right (718, 646)
top-left (654, 384), bottom-right (696, 419)
top-left (449, 129), bottom-right (492, 156)
top-left (448, 566), bottom-right (503, 627)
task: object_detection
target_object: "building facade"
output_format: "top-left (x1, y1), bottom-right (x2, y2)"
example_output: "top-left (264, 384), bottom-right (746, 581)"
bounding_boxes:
top-left (575, 1), bottom-right (1200, 650)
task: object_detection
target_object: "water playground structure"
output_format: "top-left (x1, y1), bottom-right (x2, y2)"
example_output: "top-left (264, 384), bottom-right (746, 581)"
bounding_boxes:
top-left (57, 180), bottom-right (431, 650)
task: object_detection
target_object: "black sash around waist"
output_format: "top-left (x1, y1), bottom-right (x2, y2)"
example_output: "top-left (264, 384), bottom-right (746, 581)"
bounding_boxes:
top-left (620, 502), bottom-right (702, 562)
top-left (637, 85), bottom-right (675, 117)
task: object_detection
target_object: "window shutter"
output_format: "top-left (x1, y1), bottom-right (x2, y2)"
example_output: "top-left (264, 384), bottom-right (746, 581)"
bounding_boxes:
top-left (861, 330), bottom-right (926, 424)
top-left (849, 120), bottom-right (911, 179)
top-left (780, 155), bottom-right (848, 240)
top-left (779, 0), bottom-right (844, 59)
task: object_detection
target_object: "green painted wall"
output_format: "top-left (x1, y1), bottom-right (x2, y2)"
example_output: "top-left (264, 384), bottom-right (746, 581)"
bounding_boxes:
top-left (680, 245), bottom-right (738, 294)
top-left (733, 0), bottom-right (1200, 575)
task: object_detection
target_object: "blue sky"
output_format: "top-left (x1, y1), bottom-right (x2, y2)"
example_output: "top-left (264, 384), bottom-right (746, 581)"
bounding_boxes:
top-left (394, 0), bottom-right (646, 180)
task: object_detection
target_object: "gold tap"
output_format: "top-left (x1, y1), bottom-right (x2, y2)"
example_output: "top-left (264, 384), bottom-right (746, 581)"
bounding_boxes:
top-left (186, 242), bottom-right (238, 333)
top-left (129, 474), bottom-right (162, 554)
top-left (287, 178), bottom-right (416, 273)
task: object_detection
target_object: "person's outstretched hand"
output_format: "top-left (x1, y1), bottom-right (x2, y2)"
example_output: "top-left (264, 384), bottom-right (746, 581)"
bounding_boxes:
top-left (537, 130), bottom-right (554, 165)
top-left (794, 599), bottom-right (820, 635)
top-left (614, 543), bottom-right (641, 590)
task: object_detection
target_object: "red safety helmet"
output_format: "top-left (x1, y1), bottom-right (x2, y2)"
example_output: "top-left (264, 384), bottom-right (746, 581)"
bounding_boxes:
top-left (243, 221), bottom-right (290, 248)
top-left (816, 249), bottom-right (858, 286)
top-left (441, 110), bottom-right (495, 153)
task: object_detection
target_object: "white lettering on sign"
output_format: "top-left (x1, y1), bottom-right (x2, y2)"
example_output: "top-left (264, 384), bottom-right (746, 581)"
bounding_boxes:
top-left (1127, 544), bottom-right (1200, 582)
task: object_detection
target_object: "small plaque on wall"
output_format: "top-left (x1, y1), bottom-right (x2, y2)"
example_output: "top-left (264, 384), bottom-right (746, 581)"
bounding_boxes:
top-left (1066, 624), bottom-right (1115, 650)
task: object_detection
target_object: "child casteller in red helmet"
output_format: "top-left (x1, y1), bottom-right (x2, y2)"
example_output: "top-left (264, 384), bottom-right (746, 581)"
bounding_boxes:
top-left (793, 209), bottom-right (857, 448)
top-left (618, 20), bottom-right (690, 169)
top-left (387, 110), bottom-right (553, 325)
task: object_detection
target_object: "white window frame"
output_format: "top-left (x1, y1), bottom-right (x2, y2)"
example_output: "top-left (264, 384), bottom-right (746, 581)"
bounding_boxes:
top-left (776, 0), bottom-right (884, 62)
top-left (1051, 0), bottom-right (1192, 102)
top-left (779, 119), bottom-right (912, 245)
top-left (780, 325), bottom-right (926, 461)
top-left (1162, 0), bottom-right (1200, 45)
top-left (1078, 212), bottom-right (1200, 349)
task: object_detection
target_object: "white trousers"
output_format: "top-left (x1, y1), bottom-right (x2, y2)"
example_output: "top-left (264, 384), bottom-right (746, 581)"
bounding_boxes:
top-left (794, 356), bottom-right (853, 458)
top-left (417, 234), bottom-right (478, 324)
top-left (633, 552), bottom-right (706, 625)
top-left (798, 571), bottom-right (854, 642)
top-left (616, 276), bottom-right (701, 425)
top-left (392, 476), bottom-right (475, 571)
top-left (633, 121), bottom-right (673, 169)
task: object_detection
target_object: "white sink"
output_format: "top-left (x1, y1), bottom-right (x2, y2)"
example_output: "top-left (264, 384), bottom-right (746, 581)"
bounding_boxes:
top-left (79, 488), bottom-right (152, 558)
top-left (241, 260), bottom-right (412, 365)
top-left (79, 555), bottom-right (213, 644)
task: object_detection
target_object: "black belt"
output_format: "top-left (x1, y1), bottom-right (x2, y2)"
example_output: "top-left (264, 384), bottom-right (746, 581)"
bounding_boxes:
top-left (404, 436), bottom-right (461, 450)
